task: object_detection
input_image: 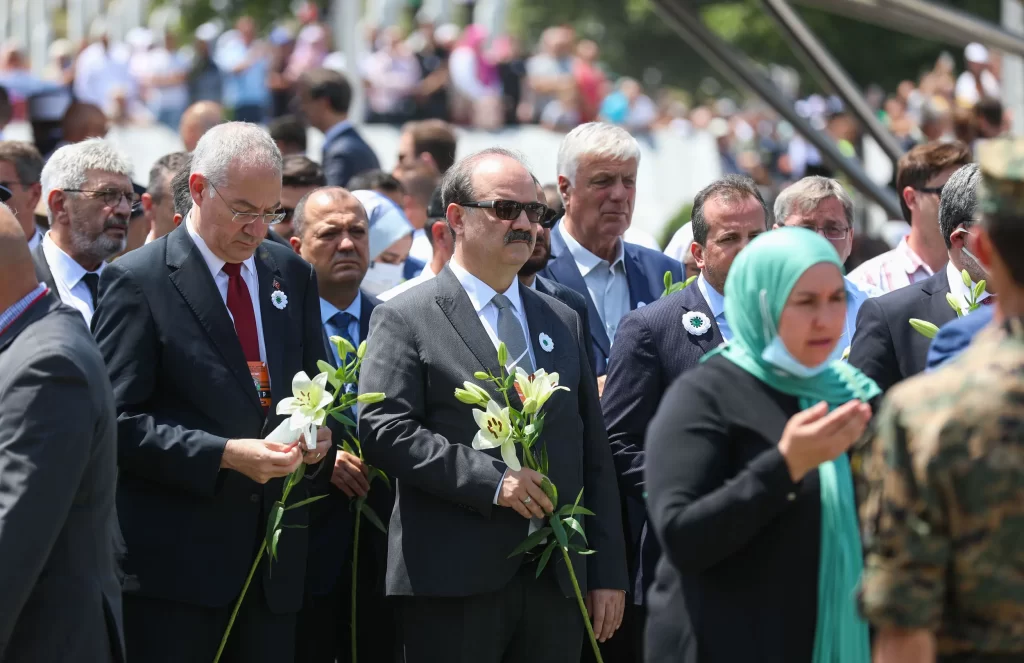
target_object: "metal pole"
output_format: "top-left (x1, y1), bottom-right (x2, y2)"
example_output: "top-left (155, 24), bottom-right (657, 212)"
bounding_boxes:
top-left (28, 0), bottom-right (48, 78)
top-left (1004, 0), bottom-right (1024, 136)
top-left (888, 0), bottom-right (1024, 56)
top-left (649, 0), bottom-right (904, 219)
top-left (760, 0), bottom-right (903, 165)
top-left (332, 0), bottom-right (365, 123)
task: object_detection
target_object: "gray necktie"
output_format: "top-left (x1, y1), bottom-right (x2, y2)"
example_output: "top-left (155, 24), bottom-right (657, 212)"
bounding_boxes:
top-left (492, 293), bottom-right (533, 371)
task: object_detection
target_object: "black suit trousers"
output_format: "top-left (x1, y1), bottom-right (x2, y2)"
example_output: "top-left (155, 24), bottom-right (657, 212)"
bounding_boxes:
top-left (396, 563), bottom-right (584, 663)
top-left (123, 569), bottom-right (296, 663)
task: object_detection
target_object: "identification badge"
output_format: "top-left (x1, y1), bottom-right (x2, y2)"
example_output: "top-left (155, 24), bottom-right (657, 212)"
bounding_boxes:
top-left (248, 361), bottom-right (271, 409)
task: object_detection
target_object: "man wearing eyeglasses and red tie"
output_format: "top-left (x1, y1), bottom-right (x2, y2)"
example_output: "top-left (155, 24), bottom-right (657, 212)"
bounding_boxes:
top-left (91, 122), bottom-right (334, 663)
top-left (31, 138), bottom-right (136, 327)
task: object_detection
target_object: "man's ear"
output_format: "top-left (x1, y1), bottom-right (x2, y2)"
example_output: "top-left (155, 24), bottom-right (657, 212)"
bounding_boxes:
top-left (47, 189), bottom-right (68, 227)
top-left (173, 213), bottom-right (183, 227)
top-left (289, 235), bottom-right (303, 256)
top-left (690, 241), bottom-right (705, 271)
top-left (141, 192), bottom-right (155, 213)
top-left (902, 186), bottom-right (917, 216)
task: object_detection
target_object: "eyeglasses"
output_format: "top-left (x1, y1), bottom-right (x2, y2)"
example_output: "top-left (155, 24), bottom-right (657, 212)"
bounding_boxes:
top-left (916, 185), bottom-right (944, 197)
top-left (0, 180), bottom-right (28, 190)
top-left (64, 188), bottom-right (141, 210)
top-left (280, 207), bottom-right (295, 224)
top-left (208, 182), bottom-right (286, 225)
top-left (795, 224), bottom-right (850, 241)
top-left (460, 199), bottom-right (561, 228)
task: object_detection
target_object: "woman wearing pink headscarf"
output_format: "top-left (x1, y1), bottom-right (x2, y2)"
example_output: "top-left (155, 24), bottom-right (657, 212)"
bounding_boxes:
top-left (448, 24), bottom-right (504, 129)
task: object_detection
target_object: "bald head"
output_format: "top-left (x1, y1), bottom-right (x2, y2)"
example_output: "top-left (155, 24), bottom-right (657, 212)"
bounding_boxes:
top-left (0, 203), bottom-right (39, 307)
top-left (61, 102), bottom-right (108, 144)
top-left (179, 101), bottom-right (224, 152)
top-left (293, 187), bottom-right (366, 240)
top-left (291, 187), bottom-right (370, 304)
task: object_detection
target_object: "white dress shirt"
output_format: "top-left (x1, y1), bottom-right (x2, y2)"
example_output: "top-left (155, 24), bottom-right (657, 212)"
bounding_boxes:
top-left (449, 258), bottom-right (535, 370)
top-left (41, 232), bottom-right (104, 326)
top-left (408, 228), bottom-right (433, 264)
top-left (27, 227), bottom-right (42, 251)
top-left (186, 216), bottom-right (268, 365)
top-left (558, 223), bottom-right (630, 343)
top-left (946, 261), bottom-right (992, 313)
top-left (377, 262), bottom-right (439, 302)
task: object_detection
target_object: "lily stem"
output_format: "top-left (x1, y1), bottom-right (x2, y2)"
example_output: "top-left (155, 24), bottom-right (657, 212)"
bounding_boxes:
top-left (212, 540), bottom-right (266, 663)
top-left (351, 496), bottom-right (365, 663)
top-left (562, 547), bottom-right (603, 663)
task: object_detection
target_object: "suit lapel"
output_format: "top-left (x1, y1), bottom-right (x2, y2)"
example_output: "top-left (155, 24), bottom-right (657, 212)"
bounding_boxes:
top-left (254, 245), bottom-right (289, 411)
top-left (32, 241), bottom-right (58, 293)
top-left (921, 271), bottom-right (958, 326)
top-left (623, 244), bottom-right (658, 308)
top-left (434, 267), bottom-right (523, 407)
top-left (521, 286), bottom-right (558, 376)
top-left (679, 282), bottom-right (724, 355)
top-left (166, 225), bottom-right (263, 414)
top-left (360, 291), bottom-right (377, 343)
top-left (546, 230), bottom-right (611, 358)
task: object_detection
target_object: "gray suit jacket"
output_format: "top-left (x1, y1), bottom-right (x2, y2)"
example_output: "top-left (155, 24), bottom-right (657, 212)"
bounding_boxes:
top-left (0, 293), bottom-right (124, 662)
top-left (358, 266), bottom-right (628, 599)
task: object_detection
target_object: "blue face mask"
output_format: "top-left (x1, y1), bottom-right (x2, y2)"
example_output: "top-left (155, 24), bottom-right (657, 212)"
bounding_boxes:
top-left (761, 335), bottom-right (833, 378)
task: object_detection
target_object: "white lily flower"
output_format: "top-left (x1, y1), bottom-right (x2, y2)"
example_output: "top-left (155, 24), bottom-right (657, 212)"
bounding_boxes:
top-left (276, 371), bottom-right (335, 450)
top-left (513, 367), bottom-right (569, 414)
top-left (471, 400), bottom-right (520, 471)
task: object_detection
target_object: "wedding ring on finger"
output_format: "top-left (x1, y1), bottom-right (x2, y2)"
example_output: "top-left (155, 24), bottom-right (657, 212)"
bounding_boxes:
top-left (522, 495), bottom-right (533, 505)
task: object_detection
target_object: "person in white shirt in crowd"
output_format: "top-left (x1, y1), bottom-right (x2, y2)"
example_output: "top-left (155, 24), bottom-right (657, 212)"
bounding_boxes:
top-left (662, 221), bottom-right (700, 281)
top-left (773, 176), bottom-right (877, 357)
top-left (31, 138), bottom-right (136, 326)
top-left (74, 20), bottom-right (138, 117)
top-left (139, 30), bottom-right (191, 130)
top-left (955, 43), bottom-right (1000, 109)
top-left (349, 189), bottom-right (416, 297)
top-left (848, 140), bottom-right (971, 295)
top-left (215, 16), bottom-right (271, 124)
top-left (526, 26), bottom-right (576, 123)
top-left (361, 26), bottom-right (422, 126)
top-left (378, 186), bottom-right (454, 301)
top-left (0, 141), bottom-right (44, 249)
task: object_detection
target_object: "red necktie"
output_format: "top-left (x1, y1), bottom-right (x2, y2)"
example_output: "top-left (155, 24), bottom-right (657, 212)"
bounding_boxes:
top-left (981, 295), bottom-right (995, 306)
top-left (222, 262), bottom-right (261, 362)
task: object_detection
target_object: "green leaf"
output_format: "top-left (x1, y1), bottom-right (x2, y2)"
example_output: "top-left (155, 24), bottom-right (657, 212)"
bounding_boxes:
top-left (535, 541), bottom-right (557, 578)
top-left (341, 439), bottom-right (356, 456)
top-left (683, 274), bottom-right (698, 288)
top-left (908, 318), bottom-right (939, 339)
top-left (549, 511), bottom-right (569, 548)
top-left (330, 410), bottom-right (357, 430)
top-left (569, 545), bottom-right (597, 555)
top-left (540, 444), bottom-right (549, 475)
top-left (271, 528), bottom-right (282, 560)
top-left (563, 516), bottom-right (588, 544)
top-left (663, 270), bottom-right (672, 291)
top-left (508, 526), bottom-right (553, 557)
top-left (369, 466), bottom-right (392, 491)
top-left (284, 494), bottom-right (329, 511)
top-left (497, 342), bottom-right (508, 367)
top-left (266, 501), bottom-right (285, 550)
top-left (504, 373), bottom-right (515, 393)
top-left (540, 477), bottom-right (558, 509)
top-left (566, 506), bottom-right (596, 517)
top-left (359, 503), bottom-right (388, 534)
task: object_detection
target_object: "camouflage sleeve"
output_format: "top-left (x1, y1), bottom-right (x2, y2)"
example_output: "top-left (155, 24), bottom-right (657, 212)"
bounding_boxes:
top-left (858, 392), bottom-right (950, 631)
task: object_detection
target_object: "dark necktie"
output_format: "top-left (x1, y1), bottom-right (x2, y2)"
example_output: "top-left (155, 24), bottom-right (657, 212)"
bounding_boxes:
top-left (222, 262), bottom-right (261, 362)
top-left (980, 295), bottom-right (995, 306)
top-left (492, 293), bottom-right (533, 371)
top-left (327, 311), bottom-right (356, 367)
top-left (81, 272), bottom-right (100, 310)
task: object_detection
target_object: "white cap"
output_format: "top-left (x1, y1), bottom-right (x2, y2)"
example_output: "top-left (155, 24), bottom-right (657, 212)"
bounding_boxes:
top-left (965, 42), bottom-right (989, 64)
top-left (195, 22), bottom-right (220, 43)
top-left (434, 23), bottom-right (461, 45)
top-left (126, 27), bottom-right (154, 50)
top-left (350, 190), bottom-right (414, 260)
top-left (708, 117), bottom-right (729, 138)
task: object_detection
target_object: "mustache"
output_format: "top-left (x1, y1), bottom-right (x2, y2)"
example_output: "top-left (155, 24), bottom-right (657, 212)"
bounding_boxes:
top-left (334, 250), bottom-right (360, 260)
top-left (504, 230), bottom-right (534, 245)
top-left (104, 215), bottom-right (129, 227)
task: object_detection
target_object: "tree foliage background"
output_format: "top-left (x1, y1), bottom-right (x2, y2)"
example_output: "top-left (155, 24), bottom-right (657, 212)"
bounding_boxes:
top-left (509, 0), bottom-right (1001, 100)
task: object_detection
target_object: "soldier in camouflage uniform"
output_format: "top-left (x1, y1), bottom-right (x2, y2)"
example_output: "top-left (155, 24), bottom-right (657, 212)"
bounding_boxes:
top-left (858, 137), bottom-right (1024, 663)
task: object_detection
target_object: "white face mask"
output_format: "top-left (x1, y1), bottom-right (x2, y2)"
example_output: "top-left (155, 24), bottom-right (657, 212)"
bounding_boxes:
top-left (757, 288), bottom-right (834, 378)
top-left (361, 261), bottom-right (405, 296)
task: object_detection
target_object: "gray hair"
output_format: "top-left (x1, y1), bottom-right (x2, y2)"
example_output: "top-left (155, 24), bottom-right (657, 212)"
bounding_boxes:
top-left (939, 163), bottom-right (980, 249)
top-left (40, 138), bottom-right (133, 222)
top-left (190, 122), bottom-right (282, 189)
top-left (773, 176), bottom-right (854, 229)
top-left (691, 175), bottom-right (769, 245)
top-left (556, 122), bottom-right (641, 187)
top-left (440, 147), bottom-right (530, 208)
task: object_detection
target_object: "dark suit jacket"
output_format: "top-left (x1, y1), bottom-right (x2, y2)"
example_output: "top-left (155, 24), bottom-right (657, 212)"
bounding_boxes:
top-left (601, 280), bottom-right (724, 603)
top-left (31, 241), bottom-right (57, 294)
top-left (322, 123), bottom-right (381, 188)
top-left (540, 224), bottom-right (683, 377)
top-left (534, 274), bottom-right (596, 377)
top-left (265, 228), bottom-right (291, 247)
top-left (307, 291), bottom-right (384, 596)
top-left (403, 255), bottom-right (425, 281)
top-left (0, 294), bottom-right (125, 663)
top-left (358, 266), bottom-right (627, 598)
top-left (926, 305), bottom-right (995, 370)
top-left (848, 270), bottom-right (956, 392)
top-left (91, 223), bottom-right (333, 613)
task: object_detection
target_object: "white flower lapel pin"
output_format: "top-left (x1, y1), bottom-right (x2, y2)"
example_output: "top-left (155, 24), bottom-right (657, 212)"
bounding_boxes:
top-left (270, 283), bottom-right (288, 310)
top-left (637, 301), bottom-right (647, 308)
top-left (538, 332), bottom-right (554, 353)
top-left (682, 311), bottom-right (711, 336)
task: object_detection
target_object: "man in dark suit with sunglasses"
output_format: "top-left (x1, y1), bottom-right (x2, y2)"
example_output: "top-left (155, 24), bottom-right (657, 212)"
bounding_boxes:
top-left (539, 123), bottom-right (682, 379)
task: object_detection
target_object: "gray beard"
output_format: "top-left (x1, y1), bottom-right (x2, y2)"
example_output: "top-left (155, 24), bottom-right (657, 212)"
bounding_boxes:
top-left (69, 220), bottom-right (126, 264)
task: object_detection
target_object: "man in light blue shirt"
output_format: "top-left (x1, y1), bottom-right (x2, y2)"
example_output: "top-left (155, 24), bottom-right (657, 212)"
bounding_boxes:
top-left (214, 17), bottom-right (270, 124)
top-left (773, 175), bottom-right (877, 356)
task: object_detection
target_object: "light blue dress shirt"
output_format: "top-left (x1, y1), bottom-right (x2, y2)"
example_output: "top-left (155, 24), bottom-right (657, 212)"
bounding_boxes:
top-left (320, 292), bottom-right (362, 366)
top-left (697, 274), bottom-right (732, 342)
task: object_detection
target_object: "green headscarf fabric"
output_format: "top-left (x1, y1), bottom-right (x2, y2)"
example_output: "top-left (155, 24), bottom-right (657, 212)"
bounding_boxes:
top-left (703, 227), bottom-right (878, 663)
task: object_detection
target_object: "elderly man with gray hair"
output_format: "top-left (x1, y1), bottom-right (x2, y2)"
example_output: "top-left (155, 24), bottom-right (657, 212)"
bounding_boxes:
top-left (31, 137), bottom-right (135, 326)
top-left (539, 122), bottom-right (681, 378)
top-left (772, 175), bottom-right (876, 358)
top-left (91, 122), bottom-right (334, 663)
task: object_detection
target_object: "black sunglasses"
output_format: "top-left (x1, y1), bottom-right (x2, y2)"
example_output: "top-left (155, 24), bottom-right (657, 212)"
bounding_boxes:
top-left (461, 200), bottom-right (561, 228)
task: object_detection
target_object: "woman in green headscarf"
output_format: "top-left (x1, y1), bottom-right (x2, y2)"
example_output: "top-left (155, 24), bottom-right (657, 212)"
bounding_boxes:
top-left (644, 227), bottom-right (879, 663)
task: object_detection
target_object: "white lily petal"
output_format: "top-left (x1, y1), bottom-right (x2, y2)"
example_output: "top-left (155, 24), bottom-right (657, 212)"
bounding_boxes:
top-left (313, 410), bottom-right (327, 426)
top-left (472, 430), bottom-right (499, 450)
top-left (316, 391), bottom-right (335, 411)
top-left (500, 440), bottom-right (521, 472)
top-left (311, 372), bottom-right (330, 392)
top-left (291, 371), bottom-right (312, 395)
top-left (277, 397), bottom-right (299, 415)
top-left (303, 423), bottom-right (317, 450)
top-left (471, 407), bottom-right (492, 435)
